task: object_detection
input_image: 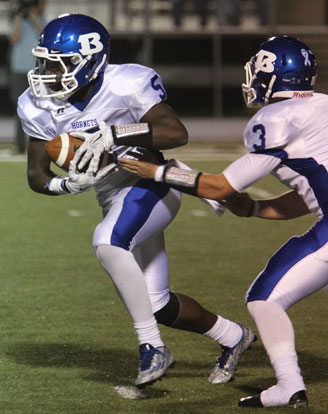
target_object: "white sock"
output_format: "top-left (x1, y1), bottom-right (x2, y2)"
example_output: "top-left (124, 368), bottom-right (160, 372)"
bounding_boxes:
top-left (134, 317), bottom-right (164, 348)
top-left (247, 300), bottom-right (295, 353)
top-left (247, 300), bottom-right (305, 407)
top-left (96, 245), bottom-right (164, 346)
top-left (204, 316), bottom-right (243, 347)
top-left (261, 355), bottom-right (305, 407)
top-left (274, 355), bottom-right (305, 389)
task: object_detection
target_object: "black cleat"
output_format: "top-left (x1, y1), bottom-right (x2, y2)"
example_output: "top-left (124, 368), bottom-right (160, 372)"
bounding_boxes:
top-left (238, 389), bottom-right (308, 408)
top-left (288, 390), bottom-right (308, 408)
top-left (238, 393), bottom-right (263, 407)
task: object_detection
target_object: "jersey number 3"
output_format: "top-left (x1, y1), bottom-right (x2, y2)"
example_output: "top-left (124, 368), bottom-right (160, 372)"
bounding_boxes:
top-left (253, 124), bottom-right (266, 151)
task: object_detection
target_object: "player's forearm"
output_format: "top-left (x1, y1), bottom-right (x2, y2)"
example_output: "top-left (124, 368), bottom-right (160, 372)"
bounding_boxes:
top-left (27, 137), bottom-right (63, 195)
top-left (27, 168), bottom-right (59, 195)
top-left (197, 173), bottom-right (236, 200)
top-left (255, 190), bottom-right (310, 220)
top-left (166, 171), bottom-right (310, 218)
top-left (119, 159), bottom-right (235, 199)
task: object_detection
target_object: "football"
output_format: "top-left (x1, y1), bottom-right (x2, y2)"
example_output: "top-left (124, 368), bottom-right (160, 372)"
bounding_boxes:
top-left (46, 133), bottom-right (114, 172)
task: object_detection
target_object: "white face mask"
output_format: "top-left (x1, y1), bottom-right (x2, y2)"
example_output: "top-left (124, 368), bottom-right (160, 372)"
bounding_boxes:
top-left (28, 47), bottom-right (85, 100)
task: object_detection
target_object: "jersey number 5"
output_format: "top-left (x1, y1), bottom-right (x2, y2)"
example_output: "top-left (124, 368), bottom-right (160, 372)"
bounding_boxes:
top-left (151, 75), bottom-right (167, 100)
top-left (253, 124), bottom-right (266, 151)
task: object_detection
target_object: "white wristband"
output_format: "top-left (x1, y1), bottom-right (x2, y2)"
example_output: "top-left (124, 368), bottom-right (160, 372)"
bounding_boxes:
top-left (47, 177), bottom-right (70, 194)
top-left (154, 165), bottom-right (165, 182)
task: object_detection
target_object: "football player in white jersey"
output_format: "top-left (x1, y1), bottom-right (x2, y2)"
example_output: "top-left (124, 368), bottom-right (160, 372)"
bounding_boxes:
top-left (19, 13), bottom-right (256, 388)
top-left (119, 35), bottom-right (327, 407)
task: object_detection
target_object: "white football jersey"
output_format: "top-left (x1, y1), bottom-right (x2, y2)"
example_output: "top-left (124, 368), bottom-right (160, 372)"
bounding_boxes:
top-left (18, 63), bottom-right (167, 203)
top-left (223, 93), bottom-right (328, 218)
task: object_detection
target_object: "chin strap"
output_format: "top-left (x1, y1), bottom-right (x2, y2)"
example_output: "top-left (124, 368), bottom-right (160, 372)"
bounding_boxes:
top-left (264, 74), bottom-right (277, 105)
top-left (90, 54), bottom-right (107, 81)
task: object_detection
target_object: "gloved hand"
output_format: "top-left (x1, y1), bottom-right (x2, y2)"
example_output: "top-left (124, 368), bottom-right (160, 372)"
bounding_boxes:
top-left (65, 162), bottom-right (97, 194)
top-left (71, 121), bottom-right (114, 174)
top-left (66, 157), bottom-right (118, 194)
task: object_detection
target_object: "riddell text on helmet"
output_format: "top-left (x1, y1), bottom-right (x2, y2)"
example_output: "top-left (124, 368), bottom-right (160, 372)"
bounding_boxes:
top-left (292, 91), bottom-right (314, 98)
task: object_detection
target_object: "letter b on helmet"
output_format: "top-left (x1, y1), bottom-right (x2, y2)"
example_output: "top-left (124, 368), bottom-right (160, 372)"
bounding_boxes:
top-left (78, 33), bottom-right (104, 55)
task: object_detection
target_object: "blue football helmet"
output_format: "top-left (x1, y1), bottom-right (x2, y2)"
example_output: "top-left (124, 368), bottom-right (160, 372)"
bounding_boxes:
top-left (242, 36), bottom-right (317, 107)
top-left (28, 13), bottom-right (110, 100)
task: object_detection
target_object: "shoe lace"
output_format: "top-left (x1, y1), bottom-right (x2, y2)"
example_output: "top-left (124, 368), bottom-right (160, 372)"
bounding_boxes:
top-left (217, 346), bottom-right (233, 369)
top-left (140, 345), bottom-right (158, 370)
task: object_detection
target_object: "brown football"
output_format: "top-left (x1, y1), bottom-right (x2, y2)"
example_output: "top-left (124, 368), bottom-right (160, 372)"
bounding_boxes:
top-left (46, 133), bottom-right (114, 172)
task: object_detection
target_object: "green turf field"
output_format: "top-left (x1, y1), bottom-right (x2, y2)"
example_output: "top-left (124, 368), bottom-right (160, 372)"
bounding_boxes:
top-left (0, 157), bottom-right (327, 414)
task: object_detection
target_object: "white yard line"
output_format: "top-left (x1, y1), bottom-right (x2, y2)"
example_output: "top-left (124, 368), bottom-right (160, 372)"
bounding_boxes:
top-left (0, 149), bottom-right (26, 162)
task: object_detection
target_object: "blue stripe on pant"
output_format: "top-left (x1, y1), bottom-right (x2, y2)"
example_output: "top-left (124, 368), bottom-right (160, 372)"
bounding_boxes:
top-left (246, 216), bottom-right (328, 302)
top-left (110, 179), bottom-right (170, 250)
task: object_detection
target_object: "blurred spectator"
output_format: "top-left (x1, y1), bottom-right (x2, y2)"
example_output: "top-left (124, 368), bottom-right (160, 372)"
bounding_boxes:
top-left (216, 0), bottom-right (241, 25)
top-left (9, 0), bottom-right (46, 153)
top-left (216, 0), bottom-right (270, 26)
top-left (172, 0), bottom-right (210, 28)
top-left (254, 0), bottom-right (270, 25)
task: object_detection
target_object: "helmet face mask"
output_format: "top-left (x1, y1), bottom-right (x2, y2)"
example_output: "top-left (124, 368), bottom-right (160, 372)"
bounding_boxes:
top-left (29, 48), bottom-right (83, 97)
top-left (242, 36), bottom-right (317, 108)
top-left (242, 59), bottom-right (261, 108)
top-left (28, 14), bottom-right (110, 101)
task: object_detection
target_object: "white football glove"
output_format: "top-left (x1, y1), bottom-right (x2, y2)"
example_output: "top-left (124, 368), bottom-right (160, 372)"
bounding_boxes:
top-left (66, 158), bottom-right (118, 194)
top-left (71, 121), bottom-right (114, 174)
top-left (66, 161), bottom-right (97, 194)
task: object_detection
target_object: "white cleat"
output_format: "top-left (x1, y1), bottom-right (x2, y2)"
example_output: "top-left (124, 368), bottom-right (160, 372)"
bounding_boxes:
top-left (136, 343), bottom-right (174, 388)
top-left (209, 325), bottom-right (257, 384)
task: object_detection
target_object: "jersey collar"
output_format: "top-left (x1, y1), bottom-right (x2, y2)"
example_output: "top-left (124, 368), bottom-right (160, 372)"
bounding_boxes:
top-left (68, 73), bottom-right (104, 112)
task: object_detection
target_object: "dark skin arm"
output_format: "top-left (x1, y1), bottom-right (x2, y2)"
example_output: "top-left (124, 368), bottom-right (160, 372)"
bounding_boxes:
top-left (140, 101), bottom-right (188, 149)
top-left (224, 190), bottom-right (310, 219)
top-left (27, 137), bottom-right (59, 195)
top-left (258, 190), bottom-right (310, 219)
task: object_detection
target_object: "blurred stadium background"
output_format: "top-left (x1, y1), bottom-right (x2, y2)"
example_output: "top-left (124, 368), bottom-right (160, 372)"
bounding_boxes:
top-left (1, 0), bottom-right (328, 146)
top-left (0, 2), bottom-right (328, 413)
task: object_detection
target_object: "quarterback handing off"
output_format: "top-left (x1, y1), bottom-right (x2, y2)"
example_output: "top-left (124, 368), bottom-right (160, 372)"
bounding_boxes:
top-left (120, 36), bottom-right (328, 408)
top-left (20, 14), bottom-right (255, 388)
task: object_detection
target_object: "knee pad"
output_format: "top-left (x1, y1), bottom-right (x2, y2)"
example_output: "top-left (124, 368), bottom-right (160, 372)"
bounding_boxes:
top-left (154, 291), bottom-right (180, 326)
